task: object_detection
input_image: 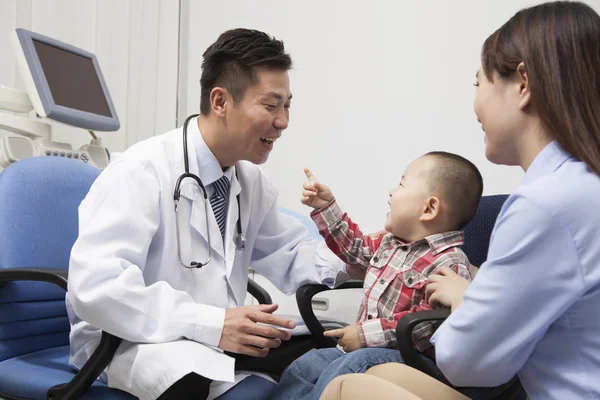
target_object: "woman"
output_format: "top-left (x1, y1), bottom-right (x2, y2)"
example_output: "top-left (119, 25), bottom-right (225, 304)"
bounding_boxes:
top-left (321, 1), bottom-right (600, 399)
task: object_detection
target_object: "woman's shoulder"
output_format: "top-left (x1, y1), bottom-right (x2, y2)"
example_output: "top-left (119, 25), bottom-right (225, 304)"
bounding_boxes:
top-left (516, 158), bottom-right (600, 217)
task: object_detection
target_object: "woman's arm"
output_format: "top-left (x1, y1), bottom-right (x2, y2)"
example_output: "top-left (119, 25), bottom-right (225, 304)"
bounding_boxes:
top-left (430, 195), bottom-right (584, 387)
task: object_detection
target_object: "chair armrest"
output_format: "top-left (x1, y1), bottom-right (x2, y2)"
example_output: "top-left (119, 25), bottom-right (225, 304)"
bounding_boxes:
top-left (47, 331), bottom-right (122, 400)
top-left (395, 309), bottom-right (450, 376)
top-left (0, 267), bottom-right (123, 400)
top-left (296, 281), bottom-right (364, 348)
top-left (247, 278), bottom-right (273, 305)
top-left (0, 267), bottom-right (68, 291)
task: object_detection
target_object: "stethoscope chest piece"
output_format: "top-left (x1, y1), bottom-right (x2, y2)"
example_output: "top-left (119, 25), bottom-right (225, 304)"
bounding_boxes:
top-left (235, 233), bottom-right (246, 251)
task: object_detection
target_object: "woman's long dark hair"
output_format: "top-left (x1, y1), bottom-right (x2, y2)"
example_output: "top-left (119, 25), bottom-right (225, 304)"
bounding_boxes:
top-left (482, 1), bottom-right (600, 175)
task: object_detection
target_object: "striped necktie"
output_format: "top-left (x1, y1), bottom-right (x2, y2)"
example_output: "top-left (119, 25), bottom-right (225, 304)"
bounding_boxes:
top-left (210, 176), bottom-right (230, 238)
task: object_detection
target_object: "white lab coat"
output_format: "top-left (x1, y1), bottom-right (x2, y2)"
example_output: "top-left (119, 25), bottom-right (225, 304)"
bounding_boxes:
top-left (65, 121), bottom-right (348, 400)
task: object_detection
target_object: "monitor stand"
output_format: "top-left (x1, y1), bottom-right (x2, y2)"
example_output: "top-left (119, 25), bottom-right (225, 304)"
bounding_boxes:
top-left (0, 85), bottom-right (110, 169)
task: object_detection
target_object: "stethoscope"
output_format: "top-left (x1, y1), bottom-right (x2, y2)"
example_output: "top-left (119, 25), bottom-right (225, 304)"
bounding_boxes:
top-left (173, 114), bottom-right (246, 269)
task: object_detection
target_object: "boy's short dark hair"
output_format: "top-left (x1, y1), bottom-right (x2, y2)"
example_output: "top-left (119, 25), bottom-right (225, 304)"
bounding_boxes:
top-left (199, 28), bottom-right (292, 115)
top-left (424, 151), bottom-right (484, 230)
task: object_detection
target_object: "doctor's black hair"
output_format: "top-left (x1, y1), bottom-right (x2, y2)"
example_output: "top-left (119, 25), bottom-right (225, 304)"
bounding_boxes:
top-left (199, 28), bottom-right (292, 115)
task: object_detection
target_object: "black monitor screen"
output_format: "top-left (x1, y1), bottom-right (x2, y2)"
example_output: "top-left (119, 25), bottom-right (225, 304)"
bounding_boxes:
top-left (33, 39), bottom-right (112, 117)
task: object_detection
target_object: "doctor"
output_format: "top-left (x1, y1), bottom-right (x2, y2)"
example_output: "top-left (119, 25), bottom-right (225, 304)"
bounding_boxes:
top-left (66, 28), bottom-right (349, 400)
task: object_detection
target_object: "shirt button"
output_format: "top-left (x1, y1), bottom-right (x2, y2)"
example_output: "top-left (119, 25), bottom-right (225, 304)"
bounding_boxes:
top-left (368, 314), bottom-right (374, 320)
top-left (401, 245), bottom-right (408, 251)
top-left (373, 256), bottom-right (379, 263)
top-left (407, 277), bottom-right (414, 284)
top-left (379, 278), bottom-right (385, 285)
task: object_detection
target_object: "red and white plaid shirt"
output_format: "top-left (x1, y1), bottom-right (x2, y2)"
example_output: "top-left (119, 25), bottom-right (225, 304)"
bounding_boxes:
top-left (311, 200), bottom-right (473, 351)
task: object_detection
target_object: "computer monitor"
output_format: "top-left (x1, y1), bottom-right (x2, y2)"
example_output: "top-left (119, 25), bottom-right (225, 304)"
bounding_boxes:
top-left (11, 28), bottom-right (120, 132)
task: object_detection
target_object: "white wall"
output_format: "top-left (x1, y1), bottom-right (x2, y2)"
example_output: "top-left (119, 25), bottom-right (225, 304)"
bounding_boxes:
top-left (180, 0), bottom-right (600, 234)
top-left (0, 0), bottom-right (180, 153)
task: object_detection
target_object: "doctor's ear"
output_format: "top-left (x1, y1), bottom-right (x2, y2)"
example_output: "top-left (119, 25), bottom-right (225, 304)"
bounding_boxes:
top-left (209, 87), bottom-right (229, 117)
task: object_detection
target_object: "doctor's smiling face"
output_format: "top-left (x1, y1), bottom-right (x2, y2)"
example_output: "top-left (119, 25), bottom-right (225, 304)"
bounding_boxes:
top-left (198, 28), bottom-right (293, 167)
top-left (225, 67), bottom-right (291, 165)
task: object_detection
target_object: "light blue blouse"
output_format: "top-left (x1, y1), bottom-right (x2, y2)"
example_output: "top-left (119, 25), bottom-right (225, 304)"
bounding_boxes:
top-left (432, 141), bottom-right (600, 399)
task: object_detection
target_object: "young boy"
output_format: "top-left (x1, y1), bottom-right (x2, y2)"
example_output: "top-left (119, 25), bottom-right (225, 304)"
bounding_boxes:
top-left (270, 151), bottom-right (483, 400)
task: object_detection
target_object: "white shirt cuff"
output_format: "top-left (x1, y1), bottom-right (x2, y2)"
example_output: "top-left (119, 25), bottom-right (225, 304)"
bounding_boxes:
top-left (189, 303), bottom-right (225, 347)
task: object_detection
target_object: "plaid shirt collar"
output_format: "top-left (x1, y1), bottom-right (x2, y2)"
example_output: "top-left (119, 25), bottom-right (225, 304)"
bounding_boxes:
top-left (392, 230), bottom-right (464, 256)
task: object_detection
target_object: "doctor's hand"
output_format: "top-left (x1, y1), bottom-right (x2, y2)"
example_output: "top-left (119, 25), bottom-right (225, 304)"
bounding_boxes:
top-left (323, 324), bottom-right (361, 353)
top-left (301, 168), bottom-right (334, 210)
top-left (218, 304), bottom-right (296, 357)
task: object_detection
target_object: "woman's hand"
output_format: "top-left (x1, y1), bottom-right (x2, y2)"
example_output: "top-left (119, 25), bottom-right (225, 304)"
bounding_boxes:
top-left (425, 267), bottom-right (471, 312)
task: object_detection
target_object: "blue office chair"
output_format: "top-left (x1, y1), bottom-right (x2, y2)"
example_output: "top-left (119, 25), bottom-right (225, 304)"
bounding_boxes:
top-left (460, 194), bottom-right (509, 268)
top-left (0, 156), bottom-right (279, 400)
top-left (0, 156), bottom-right (133, 399)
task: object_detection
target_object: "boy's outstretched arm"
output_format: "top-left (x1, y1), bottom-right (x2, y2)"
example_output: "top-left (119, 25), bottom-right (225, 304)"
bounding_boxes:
top-left (301, 168), bottom-right (384, 268)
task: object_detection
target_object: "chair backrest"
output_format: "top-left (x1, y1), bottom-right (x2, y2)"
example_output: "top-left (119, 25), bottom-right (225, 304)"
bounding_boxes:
top-left (0, 157), bottom-right (100, 362)
top-left (277, 207), bottom-right (322, 241)
top-left (461, 194), bottom-right (509, 268)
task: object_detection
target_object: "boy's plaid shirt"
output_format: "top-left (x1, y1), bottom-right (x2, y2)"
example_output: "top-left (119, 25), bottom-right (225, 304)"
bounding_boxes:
top-left (311, 200), bottom-right (473, 351)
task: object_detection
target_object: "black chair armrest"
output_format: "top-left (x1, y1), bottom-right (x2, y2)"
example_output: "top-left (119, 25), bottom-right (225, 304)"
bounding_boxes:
top-left (47, 277), bottom-right (272, 398)
top-left (50, 278), bottom-right (274, 398)
top-left (0, 267), bottom-right (69, 290)
top-left (47, 331), bottom-right (122, 400)
top-left (395, 309), bottom-right (450, 376)
top-left (296, 281), bottom-right (364, 348)
top-left (0, 267), bottom-right (123, 400)
top-left (396, 310), bottom-right (524, 400)
top-left (247, 278), bottom-right (273, 305)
